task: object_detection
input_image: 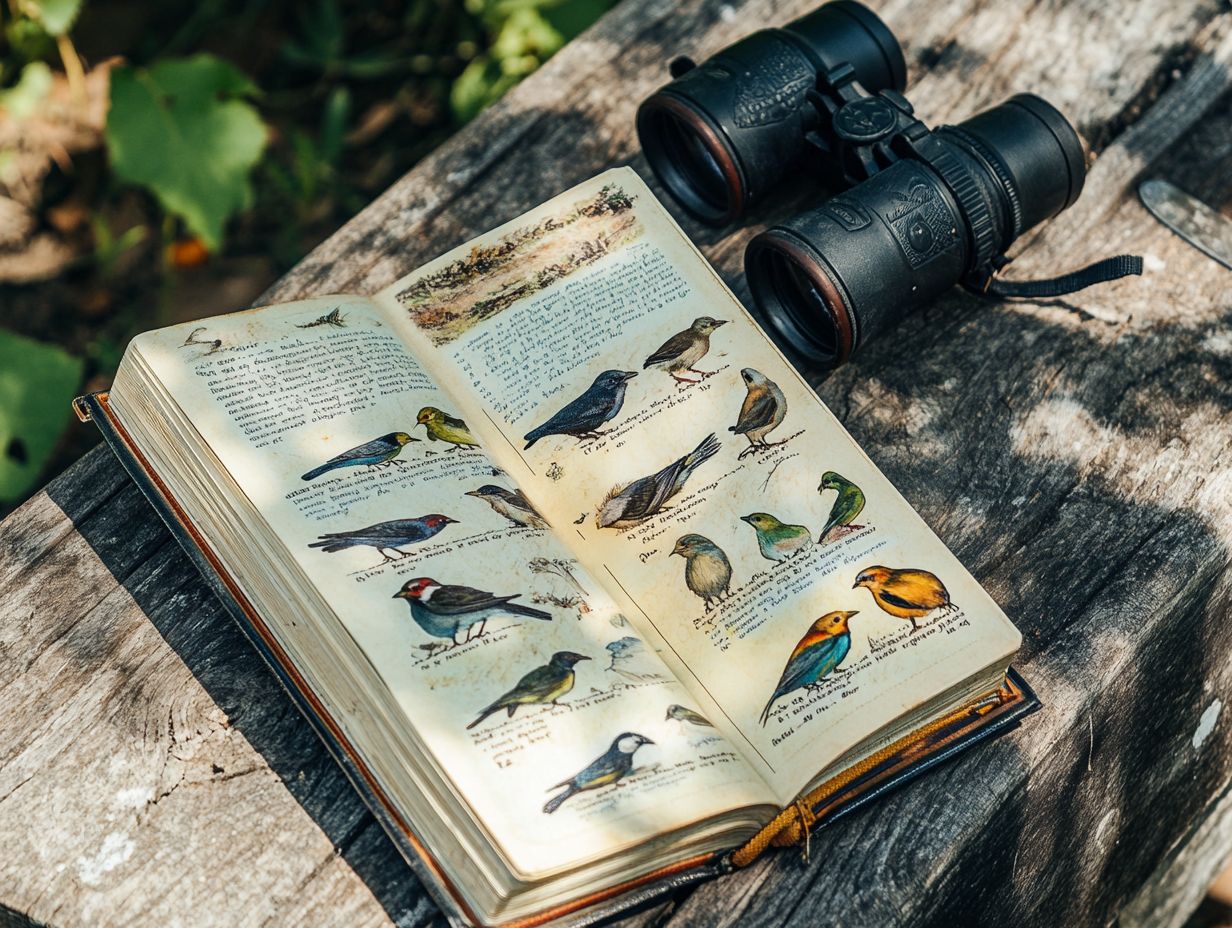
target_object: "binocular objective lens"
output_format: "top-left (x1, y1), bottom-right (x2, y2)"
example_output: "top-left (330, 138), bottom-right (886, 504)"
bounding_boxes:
top-left (752, 244), bottom-right (847, 365)
top-left (640, 104), bottom-right (738, 221)
top-left (662, 113), bottom-right (728, 210)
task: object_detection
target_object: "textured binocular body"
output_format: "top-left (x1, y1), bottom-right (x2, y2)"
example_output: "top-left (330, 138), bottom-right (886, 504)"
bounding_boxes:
top-left (637, 2), bottom-right (1128, 368)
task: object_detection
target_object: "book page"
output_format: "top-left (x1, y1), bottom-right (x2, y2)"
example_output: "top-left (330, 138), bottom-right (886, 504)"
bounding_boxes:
top-left (376, 168), bottom-right (1022, 803)
top-left (118, 295), bottom-right (774, 879)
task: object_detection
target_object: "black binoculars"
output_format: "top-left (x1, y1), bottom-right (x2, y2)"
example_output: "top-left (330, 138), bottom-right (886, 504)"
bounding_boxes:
top-left (637, 1), bottom-right (1140, 368)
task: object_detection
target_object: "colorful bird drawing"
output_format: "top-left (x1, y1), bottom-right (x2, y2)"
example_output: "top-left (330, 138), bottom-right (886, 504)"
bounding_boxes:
top-left (467, 651), bottom-right (590, 729)
top-left (605, 636), bottom-right (664, 682)
top-left (465, 485), bottom-right (549, 529)
top-left (854, 566), bottom-right (955, 633)
top-left (729, 368), bottom-right (787, 459)
top-left (416, 406), bottom-right (480, 451)
top-left (643, 316), bottom-right (727, 384)
top-left (301, 431), bottom-right (417, 481)
top-left (523, 370), bottom-right (638, 448)
top-left (597, 433), bottom-right (721, 529)
top-left (393, 577), bottom-right (551, 646)
top-left (760, 610), bottom-right (859, 725)
top-left (666, 704), bottom-right (713, 728)
top-left (543, 732), bottom-right (654, 813)
top-left (740, 512), bottom-right (812, 562)
top-left (308, 513), bottom-right (457, 563)
top-left (670, 534), bottom-right (732, 611)
top-left (817, 471), bottom-right (866, 543)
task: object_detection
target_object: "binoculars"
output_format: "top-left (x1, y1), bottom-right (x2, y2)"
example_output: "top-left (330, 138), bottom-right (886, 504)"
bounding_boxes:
top-left (637, 1), bottom-right (1140, 368)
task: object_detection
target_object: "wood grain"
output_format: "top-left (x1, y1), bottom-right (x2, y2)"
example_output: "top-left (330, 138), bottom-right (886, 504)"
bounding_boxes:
top-left (3, 0), bottom-right (1231, 925)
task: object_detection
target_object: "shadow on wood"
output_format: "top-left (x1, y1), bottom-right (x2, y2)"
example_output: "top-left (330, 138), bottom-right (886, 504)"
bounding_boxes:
top-left (43, 454), bottom-right (447, 928)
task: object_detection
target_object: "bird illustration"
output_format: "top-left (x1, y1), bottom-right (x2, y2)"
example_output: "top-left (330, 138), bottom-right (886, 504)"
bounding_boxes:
top-left (308, 514), bottom-right (457, 563)
top-left (854, 566), bottom-right (955, 633)
top-left (393, 577), bottom-right (551, 646)
top-left (729, 369), bottom-right (787, 459)
top-left (666, 704), bottom-right (713, 728)
top-left (543, 732), bottom-right (654, 813)
top-left (740, 513), bottom-right (813, 562)
top-left (605, 636), bottom-right (664, 682)
top-left (597, 433), bottom-right (721, 529)
top-left (467, 651), bottom-right (590, 729)
top-left (465, 485), bottom-right (549, 529)
top-left (760, 611), bottom-right (859, 725)
top-left (301, 432), bottom-right (418, 481)
top-left (523, 370), bottom-right (638, 448)
top-left (670, 534), bottom-right (732, 611)
top-left (416, 407), bottom-right (479, 451)
top-left (643, 316), bottom-right (727, 384)
top-left (817, 471), bottom-right (866, 543)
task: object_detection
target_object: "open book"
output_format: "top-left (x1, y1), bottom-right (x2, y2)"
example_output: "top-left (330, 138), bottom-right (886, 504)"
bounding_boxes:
top-left (82, 169), bottom-right (1032, 927)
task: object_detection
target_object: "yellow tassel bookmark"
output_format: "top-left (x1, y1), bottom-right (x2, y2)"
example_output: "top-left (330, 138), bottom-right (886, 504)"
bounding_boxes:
top-left (729, 680), bottom-right (1019, 868)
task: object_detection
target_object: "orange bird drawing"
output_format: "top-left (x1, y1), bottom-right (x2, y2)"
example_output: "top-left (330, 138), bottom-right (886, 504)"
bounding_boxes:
top-left (853, 566), bottom-right (955, 632)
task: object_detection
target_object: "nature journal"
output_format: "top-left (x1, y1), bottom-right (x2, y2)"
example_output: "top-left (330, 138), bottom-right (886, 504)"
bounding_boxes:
top-left (89, 169), bottom-right (1025, 927)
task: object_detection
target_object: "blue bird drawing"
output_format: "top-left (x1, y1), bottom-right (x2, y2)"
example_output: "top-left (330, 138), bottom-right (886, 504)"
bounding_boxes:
top-left (760, 611), bottom-right (859, 726)
top-left (301, 431), bottom-right (418, 481)
top-left (524, 370), bottom-right (638, 448)
top-left (394, 577), bottom-right (551, 646)
top-left (308, 514), bottom-right (456, 563)
top-left (543, 732), bottom-right (654, 813)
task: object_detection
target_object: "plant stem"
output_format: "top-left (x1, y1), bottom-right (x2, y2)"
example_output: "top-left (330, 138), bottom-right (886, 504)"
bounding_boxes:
top-left (56, 34), bottom-right (87, 107)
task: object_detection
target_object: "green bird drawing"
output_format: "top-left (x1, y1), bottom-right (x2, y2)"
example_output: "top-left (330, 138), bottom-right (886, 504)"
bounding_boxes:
top-left (740, 512), bottom-right (813, 562)
top-left (817, 471), bottom-right (866, 544)
top-left (665, 704), bottom-right (713, 728)
top-left (467, 651), bottom-right (590, 729)
top-left (417, 406), bottom-right (480, 451)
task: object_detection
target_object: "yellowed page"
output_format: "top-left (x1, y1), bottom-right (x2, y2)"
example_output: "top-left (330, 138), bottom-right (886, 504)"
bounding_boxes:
top-left (118, 295), bottom-right (773, 880)
top-left (377, 168), bottom-right (1022, 803)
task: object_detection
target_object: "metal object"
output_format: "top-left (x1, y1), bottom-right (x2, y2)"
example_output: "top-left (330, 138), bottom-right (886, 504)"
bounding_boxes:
top-left (743, 86), bottom-right (1088, 367)
top-left (636, 1), bottom-right (907, 223)
top-left (1140, 179), bottom-right (1232, 271)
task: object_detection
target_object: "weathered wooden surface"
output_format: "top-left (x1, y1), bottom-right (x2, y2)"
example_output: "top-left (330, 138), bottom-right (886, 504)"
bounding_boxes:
top-left (3, 0), bottom-right (1232, 925)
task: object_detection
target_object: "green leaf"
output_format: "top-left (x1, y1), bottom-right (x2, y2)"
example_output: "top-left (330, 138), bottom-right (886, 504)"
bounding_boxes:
top-left (0, 330), bottom-right (83, 502)
top-left (4, 17), bottom-right (55, 64)
top-left (105, 54), bottom-right (268, 250)
top-left (21, 0), bottom-right (82, 36)
top-left (491, 7), bottom-right (562, 60)
top-left (319, 85), bottom-right (350, 165)
top-left (450, 56), bottom-right (520, 123)
top-left (0, 61), bottom-right (53, 119)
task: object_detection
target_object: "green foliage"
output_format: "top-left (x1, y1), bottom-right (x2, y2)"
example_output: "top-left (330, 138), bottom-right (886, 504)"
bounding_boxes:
top-left (91, 216), bottom-right (147, 280)
top-left (0, 331), bottom-right (83, 502)
top-left (282, 0), bottom-right (406, 79)
top-left (0, 61), bottom-right (53, 117)
top-left (450, 0), bottom-right (615, 122)
top-left (17, 0), bottom-right (82, 36)
top-left (3, 17), bottom-right (56, 76)
top-left (0, 0), bottom-right (620, 511)
top-left (105, 54), bottom-right (269, 250)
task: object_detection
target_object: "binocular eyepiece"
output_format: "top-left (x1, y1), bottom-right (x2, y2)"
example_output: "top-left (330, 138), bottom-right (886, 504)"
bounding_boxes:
top-left (637, 0), bottom-right (906, 223)
top-left (747, 92), bottom-right (1086, 366)
top-left (637, 1), bottom-right (1139, 368)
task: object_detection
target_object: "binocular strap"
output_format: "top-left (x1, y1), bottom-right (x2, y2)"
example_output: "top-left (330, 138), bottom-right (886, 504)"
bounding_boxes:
top-left (978, 253), bottom-right (1144, 300)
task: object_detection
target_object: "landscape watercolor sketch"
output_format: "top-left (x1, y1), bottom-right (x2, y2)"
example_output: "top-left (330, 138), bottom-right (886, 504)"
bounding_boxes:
top-left (394, 184), bottom-right (644, 344)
